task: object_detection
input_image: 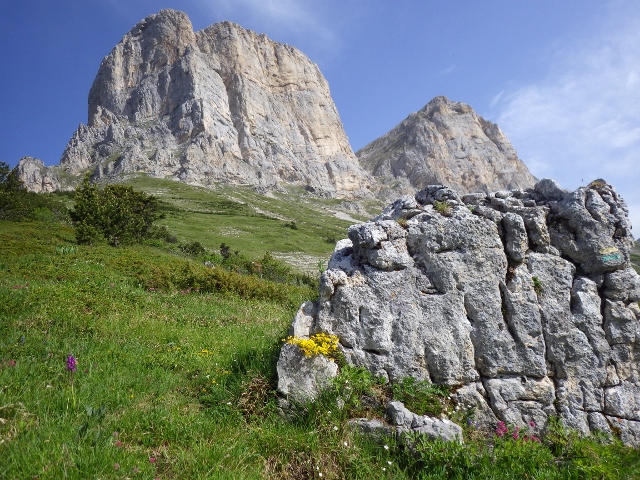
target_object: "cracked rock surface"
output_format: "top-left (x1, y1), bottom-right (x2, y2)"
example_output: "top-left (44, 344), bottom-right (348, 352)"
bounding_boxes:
top-left (22, 9), bottom-right (371, 197)
top-left (277, 179), bottom-right (640, 446)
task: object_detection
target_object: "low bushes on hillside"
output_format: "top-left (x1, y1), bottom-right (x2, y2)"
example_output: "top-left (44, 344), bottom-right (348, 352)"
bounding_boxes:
top-left (0, 161), bottom-right (68, 222)
top-left (70, 175), bottom-right (163, 245)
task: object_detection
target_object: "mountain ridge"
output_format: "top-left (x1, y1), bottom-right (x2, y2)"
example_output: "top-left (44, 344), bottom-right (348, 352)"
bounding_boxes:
top-left (16, 9), bottom-right (536, 201)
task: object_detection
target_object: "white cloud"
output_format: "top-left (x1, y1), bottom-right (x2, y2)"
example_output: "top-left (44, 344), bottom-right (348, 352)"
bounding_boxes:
top-left (492, 4), bottom-right (640, 235)
top-left (438, 65), bottom-right (456, 75)
top-left (193, 0), bottom-right (337, 47)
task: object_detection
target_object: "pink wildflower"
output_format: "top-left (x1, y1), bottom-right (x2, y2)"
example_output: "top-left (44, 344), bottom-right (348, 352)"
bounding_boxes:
top-left (495, 421), bottom-right (509, 437)
top-left (66, 355), bottom-right (77, 372)
top-left (529, 420), bottom-right (536, 428)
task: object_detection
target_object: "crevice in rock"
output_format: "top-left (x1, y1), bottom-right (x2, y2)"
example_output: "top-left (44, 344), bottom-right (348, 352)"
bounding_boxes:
top-left (498, 282), bottom-right (519, 344)
top-left (220, 73), bottom-right (246, 158)
top-left (363, 348), bottom-right (385, 356)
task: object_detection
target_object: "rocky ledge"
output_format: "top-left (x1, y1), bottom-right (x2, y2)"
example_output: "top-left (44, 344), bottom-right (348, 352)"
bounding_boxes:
top-left (277, 178), bottom-right (640, 446)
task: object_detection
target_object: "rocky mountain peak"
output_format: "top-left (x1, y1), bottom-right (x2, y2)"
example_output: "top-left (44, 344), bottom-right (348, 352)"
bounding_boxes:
top-left (16, 12), bottom-right (535, 202)
top-left (357, 96), bottom-right (536, 199)
top-left (50, 10), bottom-right (372, 197)
top-left (87, 9), bottom-right (197, 126)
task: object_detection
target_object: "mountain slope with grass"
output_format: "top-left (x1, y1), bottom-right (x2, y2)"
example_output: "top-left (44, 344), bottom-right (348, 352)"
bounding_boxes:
top-left (2, 182), bottom-right (640, 478)
top-left (2, 220), bottom-right (640, 479)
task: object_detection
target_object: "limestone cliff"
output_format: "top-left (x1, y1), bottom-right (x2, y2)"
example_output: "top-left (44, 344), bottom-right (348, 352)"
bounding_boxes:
top-left (46, 9), bottom-right (372, 197)
top-left (278, 179), bottom-right (640, 446)
top-left (357, 96), bottom-right (537, 199)
top-left (16, 11), bottom-right (537, 202)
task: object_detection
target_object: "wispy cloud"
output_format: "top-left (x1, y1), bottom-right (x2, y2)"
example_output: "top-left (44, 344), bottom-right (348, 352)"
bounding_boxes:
top-left (193, 0), bottom-right (337, 48)
top-left (492, 3), bottom-right (640, 234)
top-left (438, 65), bottom-right (456, 75)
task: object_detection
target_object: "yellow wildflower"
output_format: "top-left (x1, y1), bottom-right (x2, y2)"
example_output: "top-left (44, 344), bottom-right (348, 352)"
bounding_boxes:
top-left (285, 333), bottom-right (340, 359)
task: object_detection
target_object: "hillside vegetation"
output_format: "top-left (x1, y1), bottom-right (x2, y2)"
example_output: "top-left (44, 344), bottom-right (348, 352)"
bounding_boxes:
top-left (632, 240), bottom-right (640, 273)
top-left (122, 176), bottom-right (378, 274)
top-left (1, 182), bottom-right (640, 479)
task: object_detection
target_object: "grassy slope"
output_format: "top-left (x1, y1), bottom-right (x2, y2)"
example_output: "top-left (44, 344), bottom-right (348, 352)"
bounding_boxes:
top-left (120, 176), bottom-right (377, 274)
top-left (1, 222), bottom-right (378, 479)
top-left (2, 184), bottom-right (640, 479)
top-left (631, 240), bottom-right (640, 273)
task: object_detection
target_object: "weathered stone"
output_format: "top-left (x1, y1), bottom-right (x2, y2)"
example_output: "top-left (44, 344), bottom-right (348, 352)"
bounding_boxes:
top-left (535, 178), bottom-right (566, 201)
top-left (606, 416), bottom-right (640, 447)
top-left (277, 178), bottom-right (640, 445)
top-left (502, 212), bottom-right (529, 262)
top-left (346, 418), bottom-right (393, 437)
top-left (604, 382), bottom-right (640, 420)
top-left (548, 184), bottom-right (632, 274)
top-left (604, 267), bottom-right (640, 302)
top-left (484, 376), bottom-right (556, 433)
top-left (288, 301), bottom-right (317, 338)
top-left (387, 401), bottom-right (463, 443)
top-left (357, 96), bottom-right (537, 200)
top-left (15, 157), bottom-right (66, 193)
top-left (22, 9), bottom-right (373, 198)
top-left (276, 344), bottom-right (338, 402)
top-left (348, 221), bottom-right (413, 271)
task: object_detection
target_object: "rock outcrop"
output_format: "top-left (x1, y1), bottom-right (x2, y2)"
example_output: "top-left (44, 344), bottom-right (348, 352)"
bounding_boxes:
top-left (16, 11), bottom-right (536, 202)
top-left (277, 179), bottom-right (640, 446)
top-left (14, 157), bottom-right (65, 193)
top-left (357, 96), bottom-right (537, 199)
top-left (38, 9), bottom-right (372, 197)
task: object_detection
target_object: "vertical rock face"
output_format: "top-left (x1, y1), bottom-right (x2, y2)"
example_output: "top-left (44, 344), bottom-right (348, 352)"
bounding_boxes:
top-left (357, 96), bottom-right (537, 199)
top-left (56, 9), bottom-right (372, 197)
top-left (278, 179), bottom-right (640, 446)
top-left (14, 157), bottom-right (63, 193)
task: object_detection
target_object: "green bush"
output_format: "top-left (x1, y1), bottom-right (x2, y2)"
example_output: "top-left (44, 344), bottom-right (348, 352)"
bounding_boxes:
top-left (70, 175), bottom-right (163, 245)
top-left (179, 240), bottom-right (206, 256)
top-left (392, 377), bottom-right (450, 416)
top-left (203, 248), bottom-right (318, 290)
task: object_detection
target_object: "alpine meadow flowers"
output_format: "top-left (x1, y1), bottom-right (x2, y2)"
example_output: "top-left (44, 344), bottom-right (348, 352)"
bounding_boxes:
top-left (67, 355), bottom-right (77, 408)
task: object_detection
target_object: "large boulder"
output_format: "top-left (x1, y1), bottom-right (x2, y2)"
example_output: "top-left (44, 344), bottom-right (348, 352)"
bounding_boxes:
top-left (277, 179), bottom-right (640, 446)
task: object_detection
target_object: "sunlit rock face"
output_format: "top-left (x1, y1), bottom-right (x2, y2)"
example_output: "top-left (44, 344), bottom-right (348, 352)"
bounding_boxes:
top-left (53, 9), bottom-right (372, 197)
top-left (278, 179), bottom-right (640, 446)
top-left (357, 96), bottom-right (537, 201)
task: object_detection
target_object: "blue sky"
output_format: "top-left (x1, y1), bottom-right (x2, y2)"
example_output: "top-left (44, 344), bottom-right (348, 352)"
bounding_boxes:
top-left (1, 0), bottom-right (639, 233)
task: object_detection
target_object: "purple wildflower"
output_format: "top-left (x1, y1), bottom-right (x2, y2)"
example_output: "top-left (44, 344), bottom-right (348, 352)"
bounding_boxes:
top-left (529, 420), bottom-right (536, 428)
top-left (495, 420), bottom-right (509, 437)
top-left (66, 355), bottom-right (77, 372)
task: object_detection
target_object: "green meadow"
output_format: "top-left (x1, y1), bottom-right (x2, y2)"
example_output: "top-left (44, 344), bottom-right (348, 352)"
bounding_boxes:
top-left (1, 178), bottom-right (640, 479)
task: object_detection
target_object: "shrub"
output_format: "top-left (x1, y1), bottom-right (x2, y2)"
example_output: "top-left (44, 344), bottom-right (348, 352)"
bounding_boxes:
top-left (532, 276), bottom-right (542, 294)
top-left (285, 333), bottom-right (340, 359)
top-left (434, 200), bottom-right (453, 216)
top-left (588, 179), bottom-right (607, 189)
top-left (283, 221), bottom-right (298, 230)
top-left (70, 175), bottom-right (163, 245)
top-left (179, 241), bottom-right (206, 256)
top-left (392, 377), bottom-right (450, 416)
